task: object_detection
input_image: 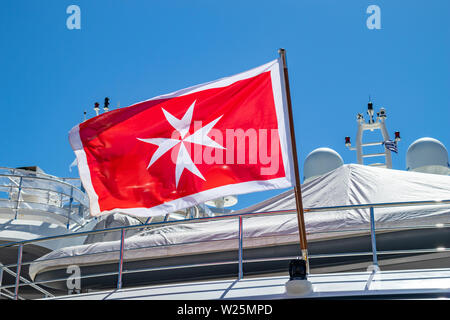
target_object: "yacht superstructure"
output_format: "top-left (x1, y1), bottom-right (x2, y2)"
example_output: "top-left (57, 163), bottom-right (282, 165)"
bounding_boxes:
top-left (1, 102), bottom-right (450, 300)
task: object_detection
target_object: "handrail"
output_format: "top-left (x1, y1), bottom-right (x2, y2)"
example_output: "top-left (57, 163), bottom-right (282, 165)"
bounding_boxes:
top-left (0, 182), bottom-right (88, 208)
top-left (0, 172), bottom-right (84, 193)
top-left (0, 198), bottom-right (85, 216)
top-left (0, 263), bottom-right (54, 297)
top-left (2, 247), bottom-right (448, 292)
top-left (0, 171), bottom-right (90, 226)
top-left (0, 289), bottom-right (23, 300)
top-left (0, 198), bottom-right (450, 299)
top-left (1, 198), bottom-right (450, 249)
top-left (0, 187), bottom-right (86, 206)
top-left (2, 221), bottom-right (448, 271)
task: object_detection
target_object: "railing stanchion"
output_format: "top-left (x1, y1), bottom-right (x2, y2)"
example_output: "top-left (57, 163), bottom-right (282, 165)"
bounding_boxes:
top-left (14, 244), bottom-right (23, 300)
top-left (0, 262), bottom-right (4, 295)
top-left (14, 177), bottom-right (23, 220)
top-left (67, 186), bottom-right (74, 229)
top-left (117, 229), bottom-right (125, 289)
top-left (369, 206), bottom-right (379, 269)
top-left (238, 216), bottom-right (243, 280)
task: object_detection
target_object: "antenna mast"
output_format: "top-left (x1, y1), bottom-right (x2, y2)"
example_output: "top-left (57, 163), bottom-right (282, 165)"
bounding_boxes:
top-left (345, 100), bottom-right (400, 169)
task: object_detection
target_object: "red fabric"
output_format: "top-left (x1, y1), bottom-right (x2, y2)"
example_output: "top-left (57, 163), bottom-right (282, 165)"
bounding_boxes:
top-left (78, 71), bottom-right (285, 212)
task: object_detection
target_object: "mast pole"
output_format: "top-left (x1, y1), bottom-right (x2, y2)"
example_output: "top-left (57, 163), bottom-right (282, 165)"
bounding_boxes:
top-left (278, 48), bottom-right (309, 272)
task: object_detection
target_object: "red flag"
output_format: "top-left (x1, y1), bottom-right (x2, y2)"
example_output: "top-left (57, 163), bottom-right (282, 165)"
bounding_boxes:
top-left (69, 59), bottom-right (295, 217)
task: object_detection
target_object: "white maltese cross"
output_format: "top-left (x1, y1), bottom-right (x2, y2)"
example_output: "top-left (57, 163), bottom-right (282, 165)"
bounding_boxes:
top-left (138, 100), bottom-right (225, 187)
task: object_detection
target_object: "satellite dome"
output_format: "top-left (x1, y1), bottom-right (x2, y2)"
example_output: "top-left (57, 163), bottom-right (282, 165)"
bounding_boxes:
top-left (406, 137), bottom-right (450, 175)
top-left (303, 148), bottom-right (344, 182)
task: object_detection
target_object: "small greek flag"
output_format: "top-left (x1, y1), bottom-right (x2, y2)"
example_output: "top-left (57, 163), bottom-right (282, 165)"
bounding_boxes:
top-left (383, 140), bottom-right (398, 153)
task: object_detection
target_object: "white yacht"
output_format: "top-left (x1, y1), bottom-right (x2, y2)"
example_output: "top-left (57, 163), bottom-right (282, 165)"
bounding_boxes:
top-left (0, 165), bottom-right (230, 299)
top-left (1, 102), bottom-right (450, 300)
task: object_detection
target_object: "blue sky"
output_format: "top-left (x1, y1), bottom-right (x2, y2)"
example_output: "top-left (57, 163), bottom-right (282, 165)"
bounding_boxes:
top-left (1, 0), bottom-right (449, 210)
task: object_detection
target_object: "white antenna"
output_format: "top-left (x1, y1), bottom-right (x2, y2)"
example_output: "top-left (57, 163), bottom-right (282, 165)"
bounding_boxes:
top-left (345, 101), bottom-right (400, 169)
top-left (103, 97), bottom-right (110, 112)
top-left (94, 102), bottom-right (100, 116)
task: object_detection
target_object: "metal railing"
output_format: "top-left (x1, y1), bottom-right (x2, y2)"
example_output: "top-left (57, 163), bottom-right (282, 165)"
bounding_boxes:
top-left (0, 167), bottom-right (90, 228)
top-left (0, 198), bottom-right (450, 300)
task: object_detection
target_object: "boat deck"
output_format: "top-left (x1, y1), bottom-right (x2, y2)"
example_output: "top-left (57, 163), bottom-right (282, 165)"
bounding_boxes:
top-left (44, 267), bottom-right (450, 300)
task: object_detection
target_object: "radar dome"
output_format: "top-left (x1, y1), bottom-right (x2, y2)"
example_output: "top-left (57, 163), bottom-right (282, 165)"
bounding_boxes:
top-left (303, 148), bottom-right (344, 182)
top-left (406, 137), bottom-right (450, 175)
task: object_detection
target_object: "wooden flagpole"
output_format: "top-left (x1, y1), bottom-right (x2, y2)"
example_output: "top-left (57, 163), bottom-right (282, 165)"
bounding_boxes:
top-left (278, 48), bottom-right (309, 271)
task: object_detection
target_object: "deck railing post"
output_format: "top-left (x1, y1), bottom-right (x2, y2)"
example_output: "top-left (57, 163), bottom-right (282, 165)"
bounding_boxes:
top-left (117, 229), bottom-right (125, 289)
top-left (238, 216), bottom-right (243, 280)
top-left (14, 177), bottom-right (23, 220)
top-left (14, 244), bottom-right (23, 300)
top-left (0, 262), bottom-right (4, 295)
top-left (369, 206), bottom-right (379, 269)
top-left (67, 186), bottom-right (74, 229)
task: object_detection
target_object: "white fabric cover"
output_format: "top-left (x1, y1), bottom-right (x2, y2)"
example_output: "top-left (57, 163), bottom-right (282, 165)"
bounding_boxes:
top-left (83, 213), bottom-right (142, 244)
top-left (29, 164), bottom-right (450, 280)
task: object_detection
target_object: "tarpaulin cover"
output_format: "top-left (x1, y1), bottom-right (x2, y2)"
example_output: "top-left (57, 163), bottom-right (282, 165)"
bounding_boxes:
top-left (29, 164), bottom-right (450, 279)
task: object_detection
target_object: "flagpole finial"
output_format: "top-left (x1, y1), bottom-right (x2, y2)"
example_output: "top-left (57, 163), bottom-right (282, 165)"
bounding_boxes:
top-left (278, 48), bottom-right (288, 70)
